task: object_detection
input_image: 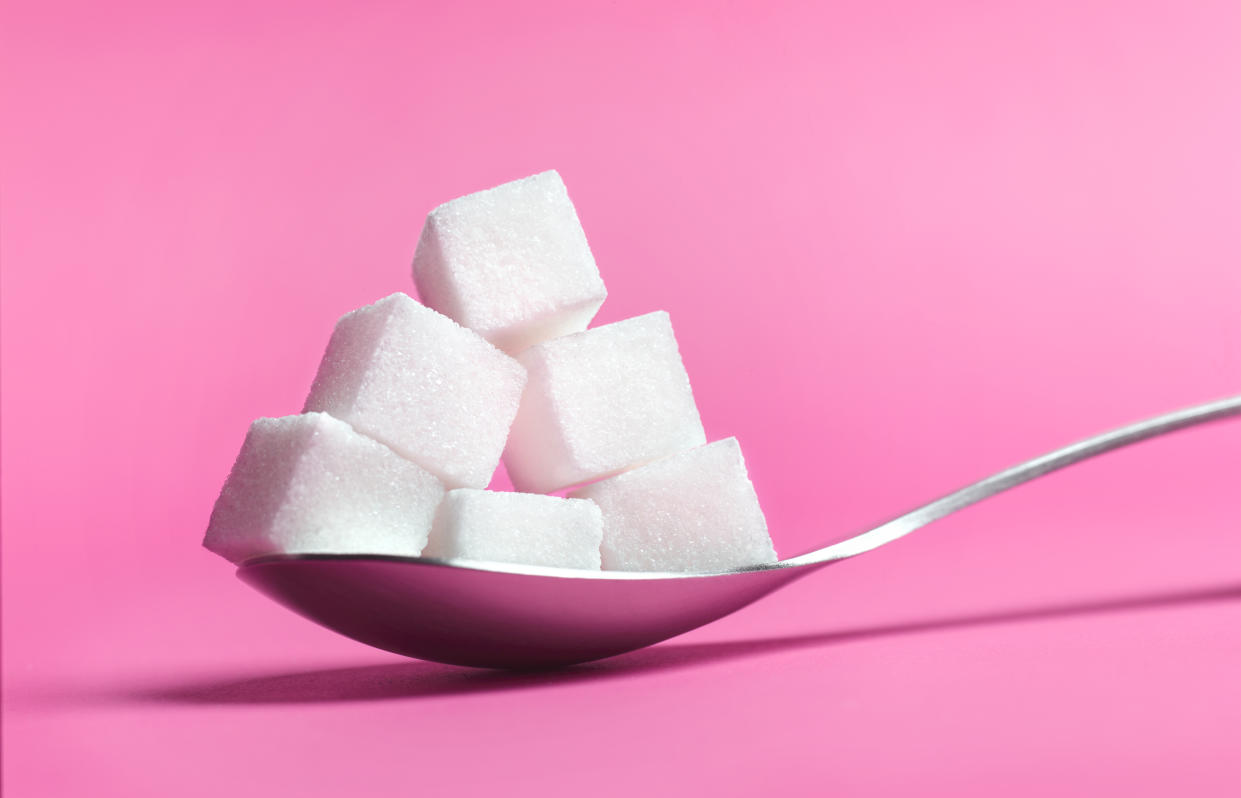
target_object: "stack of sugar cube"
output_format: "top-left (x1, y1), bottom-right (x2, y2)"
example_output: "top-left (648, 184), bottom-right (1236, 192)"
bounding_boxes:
top-left (204, 170), bottom-right (776, 573)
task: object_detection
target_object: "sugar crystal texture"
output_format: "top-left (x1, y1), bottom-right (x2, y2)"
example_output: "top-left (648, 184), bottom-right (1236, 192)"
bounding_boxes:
top-left (303, 293), bottom-right (527, 489)
top-left (424, 489), bottom-right (603, 570)
top-left (412, 170), bottom-right (607, 354)
top-left (204, 413), bottom-right (445, 564)
top-left (502, 311), bottom-right (706, 493)
top-left (569, 438), bottom-right (776, 572)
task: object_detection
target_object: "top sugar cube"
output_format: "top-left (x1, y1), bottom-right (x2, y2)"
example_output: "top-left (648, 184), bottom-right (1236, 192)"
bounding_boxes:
top-left (412, 170), bottom-right (607, 354)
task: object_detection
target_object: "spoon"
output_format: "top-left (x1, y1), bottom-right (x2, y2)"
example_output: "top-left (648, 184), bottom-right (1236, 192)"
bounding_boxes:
top-left (239, 396), bottom-right (1240, 669)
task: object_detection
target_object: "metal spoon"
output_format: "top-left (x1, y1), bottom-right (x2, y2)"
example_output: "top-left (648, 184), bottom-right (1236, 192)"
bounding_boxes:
top-left (238, 396), bottom-right (1240, 669)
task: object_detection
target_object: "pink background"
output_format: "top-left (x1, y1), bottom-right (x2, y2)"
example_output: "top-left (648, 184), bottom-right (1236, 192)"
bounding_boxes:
top-left (3, 1), bottom-right (1239, 795)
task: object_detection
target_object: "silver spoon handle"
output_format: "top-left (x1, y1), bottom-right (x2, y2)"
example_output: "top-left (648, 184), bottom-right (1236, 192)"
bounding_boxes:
top-left (784, 395), bottom-right (1241, 567)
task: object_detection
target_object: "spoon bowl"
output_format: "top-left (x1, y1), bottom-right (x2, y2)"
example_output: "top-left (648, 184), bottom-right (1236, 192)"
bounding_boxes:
top-left (240, 555), bottom-right (816, 668)
top-left (237, 397), bottom-right (1240, 669)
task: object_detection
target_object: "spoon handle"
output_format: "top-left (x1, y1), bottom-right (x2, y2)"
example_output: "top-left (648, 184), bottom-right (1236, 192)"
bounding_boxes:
top-left (783, 395), bottom-right (1241, 567)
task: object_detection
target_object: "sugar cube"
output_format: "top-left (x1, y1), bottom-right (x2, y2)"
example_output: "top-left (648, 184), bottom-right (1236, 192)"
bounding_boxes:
top-left (569, 438), bottom-right (776, 572)
top-left (412, 170), bottom-right (607, 354)
top-left (424, 489), bottom-right (603, 570)
top-left (303, 292), bottom-right (526, 489)
top-left (204, 413), bottom-right (445, 564)
top-left (503, 311), bottom-right (706, 493)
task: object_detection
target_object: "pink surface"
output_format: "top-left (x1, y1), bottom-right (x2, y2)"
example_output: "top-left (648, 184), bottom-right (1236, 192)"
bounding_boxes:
top-left (3, 1), bottom-right (1239, 795)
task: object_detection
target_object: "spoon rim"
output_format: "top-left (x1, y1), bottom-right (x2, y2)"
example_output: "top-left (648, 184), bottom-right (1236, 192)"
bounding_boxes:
top-left (237, 552), bottom-right (801, 581)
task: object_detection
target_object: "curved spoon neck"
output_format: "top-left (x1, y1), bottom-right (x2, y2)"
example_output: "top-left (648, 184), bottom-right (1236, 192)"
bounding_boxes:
top-left (791, 395), bottom-right (1241, 568)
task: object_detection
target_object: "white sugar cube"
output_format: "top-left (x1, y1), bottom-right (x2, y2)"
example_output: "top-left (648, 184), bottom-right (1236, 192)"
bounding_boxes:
top-left (303, 293), bottom-right (526, 489)
top-left (503, 311), bottom-right (706, 493)
top-left (569, 438), bottom-right (776, 572)
top-left (204, 413), bottom-right (445, 564)
top-left (412, 170), bottom-right (607, 354)
top-left (423, 489), bottom-right (603, 570)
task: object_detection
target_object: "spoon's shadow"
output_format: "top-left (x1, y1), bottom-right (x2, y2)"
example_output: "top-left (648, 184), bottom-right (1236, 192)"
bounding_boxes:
top-left (134, 582), bottom-right (1241, 705)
